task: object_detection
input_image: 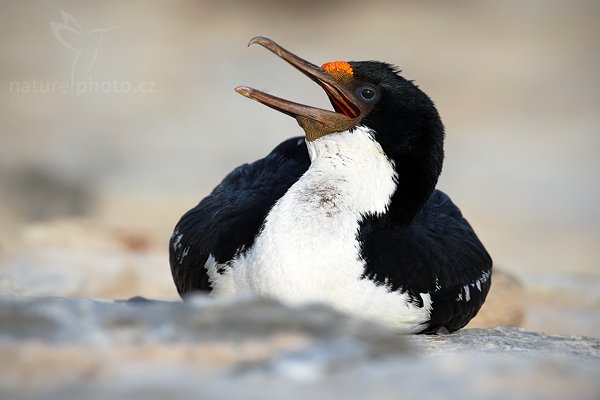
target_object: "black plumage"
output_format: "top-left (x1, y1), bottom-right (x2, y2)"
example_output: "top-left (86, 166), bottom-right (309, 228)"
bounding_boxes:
top-left (358, 190), bottom-right (492, 333)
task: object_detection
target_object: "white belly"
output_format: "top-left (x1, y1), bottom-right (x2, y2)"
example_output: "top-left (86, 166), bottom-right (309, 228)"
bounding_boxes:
top-left (205, 128), bottom-right (432, 333)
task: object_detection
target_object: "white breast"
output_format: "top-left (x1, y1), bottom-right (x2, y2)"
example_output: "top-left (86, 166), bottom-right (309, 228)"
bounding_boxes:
top-left (207, 126), bottom-right (432, 333)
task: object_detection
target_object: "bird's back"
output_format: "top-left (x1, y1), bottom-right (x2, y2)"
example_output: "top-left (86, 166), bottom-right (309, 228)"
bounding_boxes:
top-left (169, 137), bottom-right (310, 295)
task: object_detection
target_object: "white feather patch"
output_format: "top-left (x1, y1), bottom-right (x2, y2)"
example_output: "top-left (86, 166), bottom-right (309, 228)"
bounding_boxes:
top-left (208, 127), bottom-right (432, 333)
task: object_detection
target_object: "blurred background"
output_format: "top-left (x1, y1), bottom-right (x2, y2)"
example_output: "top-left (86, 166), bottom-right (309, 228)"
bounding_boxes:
top-left (0, 0), bottom-right (598, 336)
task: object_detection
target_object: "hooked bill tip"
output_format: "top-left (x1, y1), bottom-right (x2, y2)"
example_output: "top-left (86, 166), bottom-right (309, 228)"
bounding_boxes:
top-left (247, 36), bottom-right (271, 48)
top-left (234, 86), bottom-right (253, 97)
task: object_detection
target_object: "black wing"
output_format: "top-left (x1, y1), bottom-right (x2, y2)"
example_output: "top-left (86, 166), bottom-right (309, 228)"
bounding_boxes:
top-left (169, 137), bottom-right (310, 297)
top-left (359, 190), bottom-right (493, 333)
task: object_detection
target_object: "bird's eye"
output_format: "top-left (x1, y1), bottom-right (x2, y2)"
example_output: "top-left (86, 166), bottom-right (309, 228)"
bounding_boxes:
top-left (355, 85), bottom-right (379, 103)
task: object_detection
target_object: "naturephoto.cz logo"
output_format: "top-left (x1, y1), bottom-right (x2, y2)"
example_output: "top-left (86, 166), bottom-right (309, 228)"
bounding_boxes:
top-left (9, 10), bottom-right (156, 97)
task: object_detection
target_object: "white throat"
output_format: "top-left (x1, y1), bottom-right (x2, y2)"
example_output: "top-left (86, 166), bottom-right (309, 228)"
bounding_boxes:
top-left (303, 126), bottom-right (398, 216)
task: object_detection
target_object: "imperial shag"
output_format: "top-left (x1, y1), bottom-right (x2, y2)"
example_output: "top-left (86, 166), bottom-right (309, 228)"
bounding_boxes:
top-left (170, 37), bottom-right (492, 334)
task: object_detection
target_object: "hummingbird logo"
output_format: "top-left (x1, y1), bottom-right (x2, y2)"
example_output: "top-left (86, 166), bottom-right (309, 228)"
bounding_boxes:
top-left (50, 10), bottom-right (123, 88)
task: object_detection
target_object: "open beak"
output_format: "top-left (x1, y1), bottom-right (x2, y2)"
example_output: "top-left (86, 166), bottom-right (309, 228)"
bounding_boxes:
top-left (235, 37), bottom-right (363, 141)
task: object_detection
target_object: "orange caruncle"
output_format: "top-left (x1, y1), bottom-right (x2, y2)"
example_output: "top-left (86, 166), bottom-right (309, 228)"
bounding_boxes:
top-left (322, 61), bottom-right (353, 84)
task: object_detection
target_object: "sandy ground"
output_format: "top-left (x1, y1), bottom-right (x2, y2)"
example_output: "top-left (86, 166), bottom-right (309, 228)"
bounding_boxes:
top-left (0, 1), bottom-right (598, 337)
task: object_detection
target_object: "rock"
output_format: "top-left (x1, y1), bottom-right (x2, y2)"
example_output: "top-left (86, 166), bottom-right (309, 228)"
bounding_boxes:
top-left (0, 296), bottom-right (598, 400)
top-left (467, 268), bottom-right (525, 328)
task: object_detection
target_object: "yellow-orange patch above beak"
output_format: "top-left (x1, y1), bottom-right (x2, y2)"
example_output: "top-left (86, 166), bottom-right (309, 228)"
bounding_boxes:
top-left (322, 61), bottom-right (353, 84)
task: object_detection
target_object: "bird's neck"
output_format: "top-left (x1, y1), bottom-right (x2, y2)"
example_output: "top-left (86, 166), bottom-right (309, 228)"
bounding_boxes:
top-left (384, 152), bottom-right (441, 225)
top-left (304, 126), bottom-right (399, 218)
top-left (304, 126), bottom-right (440, 227)
top-left (256, 127), bottom-right (399, 267)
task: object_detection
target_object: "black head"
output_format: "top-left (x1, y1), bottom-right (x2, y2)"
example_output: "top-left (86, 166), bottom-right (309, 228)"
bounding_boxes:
top-left (349, 62), bottom-right (444, 164)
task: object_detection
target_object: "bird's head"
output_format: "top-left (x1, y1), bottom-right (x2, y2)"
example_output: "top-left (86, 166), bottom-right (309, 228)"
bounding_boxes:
top-left (236, 37), bottom-right (443, 169)
top-left (236, 37), bottom-right (445, 222)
